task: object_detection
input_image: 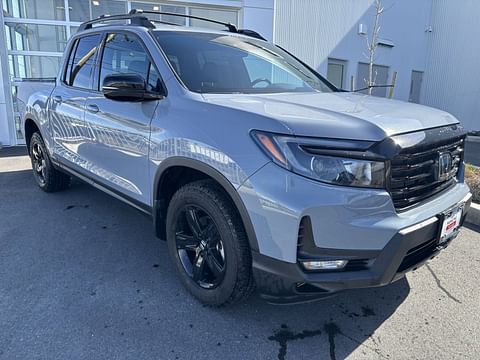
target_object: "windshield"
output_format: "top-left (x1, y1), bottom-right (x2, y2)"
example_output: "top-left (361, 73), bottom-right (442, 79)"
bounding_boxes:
top-left (153, 31), bottom-right (336, 94)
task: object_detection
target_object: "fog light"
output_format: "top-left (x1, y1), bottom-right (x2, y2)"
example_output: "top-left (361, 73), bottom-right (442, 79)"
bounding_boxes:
top-left (302, 260), bottom-right (348, 271)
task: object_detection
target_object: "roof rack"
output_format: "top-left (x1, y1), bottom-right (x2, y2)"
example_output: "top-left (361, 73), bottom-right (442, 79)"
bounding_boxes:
top-left (78, 13), bottom-right (154, 31)
top-left (130, 9), bottom-right (238, 33)
top-left (78, 9), bottom-right (267, 41)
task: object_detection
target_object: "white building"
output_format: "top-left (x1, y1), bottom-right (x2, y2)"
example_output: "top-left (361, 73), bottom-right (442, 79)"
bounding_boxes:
top-left (0, 0), bottom-right (478, 147)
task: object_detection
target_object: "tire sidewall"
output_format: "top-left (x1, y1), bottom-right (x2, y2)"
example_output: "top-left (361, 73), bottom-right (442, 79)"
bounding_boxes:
top-left (166, 185), bottom-right (241, 305)
top-left (30, 133), bottom-right (52, 189)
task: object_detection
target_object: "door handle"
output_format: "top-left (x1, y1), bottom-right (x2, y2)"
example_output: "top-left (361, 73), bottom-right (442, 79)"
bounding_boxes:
top-left (52, 95), bottom-right (62, 103)
top-left (86, 104), bottom-right (99, 113)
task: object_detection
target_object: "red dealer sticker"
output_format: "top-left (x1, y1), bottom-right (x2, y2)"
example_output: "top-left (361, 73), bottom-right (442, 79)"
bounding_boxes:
top-left (439, 207), bottom-right (463, 245)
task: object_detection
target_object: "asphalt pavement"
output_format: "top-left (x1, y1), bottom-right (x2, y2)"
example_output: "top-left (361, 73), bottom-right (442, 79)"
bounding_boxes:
top-left (1, 147), bottom-right (479, 360)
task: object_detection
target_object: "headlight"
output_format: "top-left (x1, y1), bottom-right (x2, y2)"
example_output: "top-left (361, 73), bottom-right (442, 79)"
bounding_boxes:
top-left (252, 131), bottom-right (385, 189)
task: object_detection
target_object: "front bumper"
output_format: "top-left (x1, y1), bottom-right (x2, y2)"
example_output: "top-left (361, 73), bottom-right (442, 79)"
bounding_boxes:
top-left (251, 193), bottom-right (472, 304)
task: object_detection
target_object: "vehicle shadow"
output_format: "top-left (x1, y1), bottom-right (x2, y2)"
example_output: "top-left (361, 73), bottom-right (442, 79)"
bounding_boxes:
top-left (136, 208), bottom-right (409, 360)
top-left (224, 279), bottom-right (409, 360)
top-left (0, 168), bottom-right (409, 360)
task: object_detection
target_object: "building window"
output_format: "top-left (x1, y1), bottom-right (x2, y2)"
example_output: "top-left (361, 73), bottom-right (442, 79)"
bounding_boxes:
top-left (69, 0), bottom-right (128, 22)
top-left (11, 86), bottom-right (18, 112)
top-left (8, 54), bottom-right (61, 78)
top-left (131, 2), bottom-right (187, 25)
top-left (356, 62), bottom-right (389, 97)
top-left (5, 23), bottom-right (67, 52)
top-left (409, 70), bottom-right (424, 103)
top-left (189, 7), bottom-right (238, 30)
top-left (2, 0), bottom-right (65, 20)
top-left (15, 115), bottom-right (23, 139)
top-left (70, 26), bottom-right (79, 36)
top-left (327, 59), bottom-right (347, 89)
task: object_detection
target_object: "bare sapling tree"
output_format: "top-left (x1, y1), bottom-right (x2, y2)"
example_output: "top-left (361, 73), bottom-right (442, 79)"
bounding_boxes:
top-left (365, 0), bottom-right (385, 95)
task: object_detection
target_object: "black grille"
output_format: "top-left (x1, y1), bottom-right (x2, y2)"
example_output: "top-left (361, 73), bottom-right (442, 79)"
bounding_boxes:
top-left (389, 137), bottom-right (464, 210)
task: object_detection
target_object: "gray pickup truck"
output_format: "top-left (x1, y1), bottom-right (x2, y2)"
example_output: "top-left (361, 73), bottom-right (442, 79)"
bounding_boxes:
top-left (18, 10), bottom-right (472, 305)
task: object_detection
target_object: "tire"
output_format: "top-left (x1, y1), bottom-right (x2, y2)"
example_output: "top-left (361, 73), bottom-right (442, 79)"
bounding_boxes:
top-left (166, 179), bottom-right (255, 306)
top-left (29, 132), bottom-right (71, 192)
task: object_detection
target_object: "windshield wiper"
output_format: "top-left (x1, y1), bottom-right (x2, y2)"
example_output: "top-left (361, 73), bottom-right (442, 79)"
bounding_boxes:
top-left (351, 84), bottom-right (394, 93)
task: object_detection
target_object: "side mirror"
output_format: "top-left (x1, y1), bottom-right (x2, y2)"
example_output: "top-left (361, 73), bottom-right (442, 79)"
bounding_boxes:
top-left (102, 73), bottom-right (163, 101)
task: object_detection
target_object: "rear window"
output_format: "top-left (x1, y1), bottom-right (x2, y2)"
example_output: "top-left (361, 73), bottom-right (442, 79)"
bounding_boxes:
top-left (154, 31), bottom-right (335, 94)
top-left (64, 34), bottom-right (101, 89)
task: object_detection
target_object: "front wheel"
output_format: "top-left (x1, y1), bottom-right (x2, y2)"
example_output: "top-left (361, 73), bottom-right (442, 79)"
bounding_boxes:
top-left (166, 180), bottom-right (254, 306)
top-left (29, 132), bottom-right (70, 192)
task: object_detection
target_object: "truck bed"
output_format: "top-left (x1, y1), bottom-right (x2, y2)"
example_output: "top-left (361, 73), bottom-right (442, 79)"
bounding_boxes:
top-left (17, 78), bottom-right (57, 140)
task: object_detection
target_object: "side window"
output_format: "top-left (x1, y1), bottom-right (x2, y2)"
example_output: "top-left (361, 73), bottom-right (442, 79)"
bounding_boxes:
top-left (147, 63), bottom-right (161, 93)
top-left (66, 34), bottom-right (101, 89)
top-left (99, 32), bottom-right (161, 92)
top-left (63, 40), bottom-right (78, 86)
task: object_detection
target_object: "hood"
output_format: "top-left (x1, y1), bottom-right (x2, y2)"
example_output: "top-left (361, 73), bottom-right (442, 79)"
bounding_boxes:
top-left (202, 92), bottom-right (459, 141)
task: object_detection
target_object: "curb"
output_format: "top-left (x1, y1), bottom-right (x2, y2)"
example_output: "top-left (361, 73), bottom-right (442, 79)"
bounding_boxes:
top-left (466, 202), bottom-right (480, 227)
top-left (466, 136), bottom-right (480, 144)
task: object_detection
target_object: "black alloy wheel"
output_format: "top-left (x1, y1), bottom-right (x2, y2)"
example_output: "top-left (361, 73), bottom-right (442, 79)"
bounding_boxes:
top-left (175, 205), bottom-right (226, 289)
top-left (29, 132), bottom-right (70, 192)
top-left (31, 141), bottom-right (47, 186)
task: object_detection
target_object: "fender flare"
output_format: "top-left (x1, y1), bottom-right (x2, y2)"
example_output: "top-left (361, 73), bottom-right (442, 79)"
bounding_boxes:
top-left (152, 156), bottom-right (259, 252)
top-left (23, 117), bottom-right (42, 154)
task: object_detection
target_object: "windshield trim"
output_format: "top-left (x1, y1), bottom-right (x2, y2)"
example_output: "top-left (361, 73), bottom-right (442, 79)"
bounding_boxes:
top-left (274, 44), bottom-right (339, 93)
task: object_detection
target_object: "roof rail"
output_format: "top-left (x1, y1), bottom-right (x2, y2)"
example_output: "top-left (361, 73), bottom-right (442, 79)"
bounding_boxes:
top-left (78, 13), bottom-right (155, 31)
top-left (77, 9), bottom-right (267, 41)
top-left (236, 29), bottom-right (267, 41)
top-left (131, 9), bottom-right (267, 40)
top-left (129, 9), bottom-right (238, 33)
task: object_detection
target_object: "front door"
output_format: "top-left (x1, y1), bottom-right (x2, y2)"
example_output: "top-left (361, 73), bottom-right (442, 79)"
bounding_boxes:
top-left (83, 32), bottom-right (163, 205)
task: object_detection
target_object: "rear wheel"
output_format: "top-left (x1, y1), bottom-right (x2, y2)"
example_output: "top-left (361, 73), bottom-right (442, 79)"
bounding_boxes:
top-left (29, 132), bottom-right (70, 192)
top-left (166, 180), bottom-right (254, 306)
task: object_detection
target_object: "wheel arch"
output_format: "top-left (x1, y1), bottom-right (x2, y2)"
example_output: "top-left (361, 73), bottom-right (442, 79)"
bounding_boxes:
top-left (24, 118), bottom-right (41, 154)
top-left (153, 157), bottom-right (259, 252)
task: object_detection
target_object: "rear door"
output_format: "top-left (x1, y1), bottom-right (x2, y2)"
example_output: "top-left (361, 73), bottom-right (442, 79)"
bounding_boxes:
top-left (83, 31), bottom-right (162, 205)
top-left (50, 33), bottom-right (102, 168)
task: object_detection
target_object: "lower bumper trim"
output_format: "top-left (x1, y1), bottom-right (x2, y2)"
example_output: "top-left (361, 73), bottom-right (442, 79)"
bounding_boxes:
top-left (252, 195), bottom-right (472, 304)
